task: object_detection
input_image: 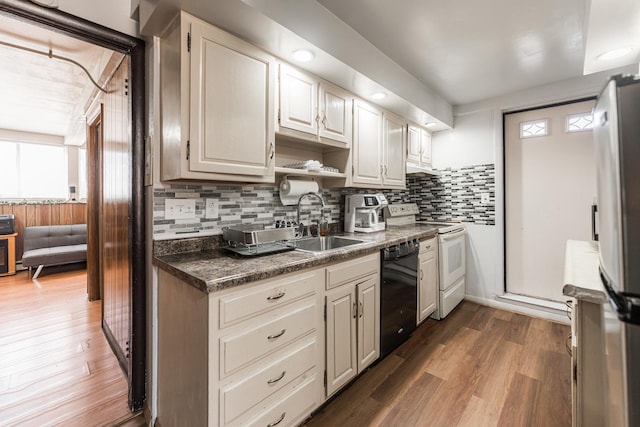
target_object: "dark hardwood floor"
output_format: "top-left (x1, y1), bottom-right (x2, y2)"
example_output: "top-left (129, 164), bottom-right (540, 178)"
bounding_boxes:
top-left (306, 301), bottom-right (571, 427)
top-left (0, 268), bottom-right (133, 426)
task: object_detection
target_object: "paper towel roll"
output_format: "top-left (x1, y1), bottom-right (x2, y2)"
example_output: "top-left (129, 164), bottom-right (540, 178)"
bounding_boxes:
top-left (279, 177), bottom-right (319, 206)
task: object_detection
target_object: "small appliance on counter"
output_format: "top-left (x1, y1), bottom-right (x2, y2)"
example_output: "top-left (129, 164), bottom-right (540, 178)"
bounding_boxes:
top-left (0, 214), bottom-right (15, 235)
top-left (344, 193), bottom-right (388, 233)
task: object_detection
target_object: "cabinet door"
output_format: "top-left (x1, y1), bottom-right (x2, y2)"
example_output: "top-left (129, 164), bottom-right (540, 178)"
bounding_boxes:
top-left (418, 249), bottom-right (438, 323)
top-left (189, 21), bottom-right (276, 177)
top-left (325, 286), bottom-right (357, 397)
top-left (352, 99), bottom-right (383, 186)
top-left (279, 64), bottom-right (319, 136)
top-left (407, 125), bottom-right (421, 164)
top-left (319, 82), bottom-right (352, 146)
top-left (357, 274), bottom-right (380, 373)
top-left (420, 128), bottom-right (432, 166)
top-left (382, 112), bottom-right (406, 188)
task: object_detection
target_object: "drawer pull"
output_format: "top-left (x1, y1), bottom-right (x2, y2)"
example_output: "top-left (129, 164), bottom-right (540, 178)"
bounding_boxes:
top-left (267, 412), bottom-right (286, 427)
top-left (267, 329), bottom-right (286, 340)
top-left (267, 291), bottom-right (286, 301)
top-left (267, 370), bottom-right (286, 384)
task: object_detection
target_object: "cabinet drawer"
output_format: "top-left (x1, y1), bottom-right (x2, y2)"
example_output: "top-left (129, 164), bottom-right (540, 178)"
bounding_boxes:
top-left (219, 270), bottom-right (318, 329)
top-left (420, 237), bottom-right (437, 253)
top-left (326, 253), bottom-right (379, 290)
top-left (238, 373), bottom-right (319, 427)
top-left (221, 338), bottom-right (317, 425)
top-left (220, 301), bottom-right (316, 377)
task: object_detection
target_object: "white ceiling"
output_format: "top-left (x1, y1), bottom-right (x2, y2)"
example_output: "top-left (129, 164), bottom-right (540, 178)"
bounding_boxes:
top-left (317, 0), bottom-right (588, 105)
top-left (0, 14), bottom-right (113, 142)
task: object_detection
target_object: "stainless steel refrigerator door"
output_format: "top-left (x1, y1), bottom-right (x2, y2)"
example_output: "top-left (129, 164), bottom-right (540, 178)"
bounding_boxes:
top-left (593, 80), bottom-right (624, 292)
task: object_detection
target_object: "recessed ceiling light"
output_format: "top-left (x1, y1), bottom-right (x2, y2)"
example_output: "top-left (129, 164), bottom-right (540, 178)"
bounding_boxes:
top-left (292, 49), bottom-right (314, 62)
top-left (371, 92), bottom-right (386, 100)
top-left (424, 121), bottom-right (437, 128)
top-left (597, 47), bottom-right (633, 61)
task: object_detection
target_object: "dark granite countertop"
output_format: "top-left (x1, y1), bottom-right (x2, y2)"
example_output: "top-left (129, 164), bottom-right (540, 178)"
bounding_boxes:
top-left (153, 224), bottom-right (440, 294)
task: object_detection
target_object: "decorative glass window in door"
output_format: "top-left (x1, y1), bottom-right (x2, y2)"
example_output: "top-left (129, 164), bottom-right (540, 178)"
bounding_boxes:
top-left (566, 112), bottom-right (594, 133)
top-left (520, 119), bottom-right (549, 138)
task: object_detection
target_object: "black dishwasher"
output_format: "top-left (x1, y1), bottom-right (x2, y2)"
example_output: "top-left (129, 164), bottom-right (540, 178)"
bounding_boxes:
top-left (380, 239), bottom-right (419, 359)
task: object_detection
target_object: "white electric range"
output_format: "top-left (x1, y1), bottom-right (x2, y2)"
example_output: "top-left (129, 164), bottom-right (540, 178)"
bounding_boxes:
top-left (384, 203), bottom-right (467, 319)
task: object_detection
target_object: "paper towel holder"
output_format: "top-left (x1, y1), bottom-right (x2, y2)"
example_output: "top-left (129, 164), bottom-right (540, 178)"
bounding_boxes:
top-left (279, 176), bottom-right (321, 206)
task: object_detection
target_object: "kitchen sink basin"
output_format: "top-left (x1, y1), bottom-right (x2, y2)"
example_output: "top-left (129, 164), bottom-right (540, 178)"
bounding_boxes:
top-left (293, 236), bottom-right (369, 253)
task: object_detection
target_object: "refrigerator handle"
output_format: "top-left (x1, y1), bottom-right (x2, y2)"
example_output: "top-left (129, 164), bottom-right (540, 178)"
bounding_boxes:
top-left (591, 204), bottom-right (599, 241)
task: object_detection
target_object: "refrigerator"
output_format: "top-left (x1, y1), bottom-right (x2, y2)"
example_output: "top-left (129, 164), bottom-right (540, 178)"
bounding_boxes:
top-left (593, 74), bottom-right (640, 427)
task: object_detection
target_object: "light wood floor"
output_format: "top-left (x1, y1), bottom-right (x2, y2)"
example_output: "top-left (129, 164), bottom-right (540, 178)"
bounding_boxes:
top-left (0, 268), bottom-right (134, 427)
top-left (306, 301), bottom-right (571, 427)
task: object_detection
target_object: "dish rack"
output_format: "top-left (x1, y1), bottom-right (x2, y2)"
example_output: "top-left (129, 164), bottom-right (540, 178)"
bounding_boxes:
top-left (222, 224), bottom-right (297, 256)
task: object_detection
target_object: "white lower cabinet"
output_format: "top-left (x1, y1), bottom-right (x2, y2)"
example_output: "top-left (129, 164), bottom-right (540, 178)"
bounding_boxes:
top-left (418, 237), bottom-right (438, 324)
top-left (157, 252), bottom-right (381, 426)
top-left (325, 253), bottom-right (380, 397)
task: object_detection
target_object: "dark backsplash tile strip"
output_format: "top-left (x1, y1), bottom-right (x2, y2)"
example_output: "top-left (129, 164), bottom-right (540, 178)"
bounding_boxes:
top-left (152, 164), bottom-right (495, 238)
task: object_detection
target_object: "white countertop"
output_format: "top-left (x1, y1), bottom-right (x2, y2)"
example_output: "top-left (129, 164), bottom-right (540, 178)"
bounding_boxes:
top-left (562, 240), bottom-right (608, 304)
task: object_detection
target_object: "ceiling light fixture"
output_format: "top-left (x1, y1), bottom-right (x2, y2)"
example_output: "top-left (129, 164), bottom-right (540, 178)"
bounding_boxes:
top-left (292, 49), bottom-right (314, 62)
top-left (371, 92), bottom-right (386, 100)
top-left (424, 121), bottom-right (437, 128)
top-left (597, 47), bottom-right (633, 61)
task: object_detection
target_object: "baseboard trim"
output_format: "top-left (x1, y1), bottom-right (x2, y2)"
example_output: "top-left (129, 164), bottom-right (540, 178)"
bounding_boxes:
top-left (465, 294), bottom-right (569, 324)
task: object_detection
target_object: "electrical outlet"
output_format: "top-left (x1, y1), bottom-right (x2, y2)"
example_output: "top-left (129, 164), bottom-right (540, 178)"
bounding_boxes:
top-left (165, 199), bottom-right (196, 219)
top-left (480, 193), bottom-right (490, 204)
top-left (205, 198), bottom-right (219, 219)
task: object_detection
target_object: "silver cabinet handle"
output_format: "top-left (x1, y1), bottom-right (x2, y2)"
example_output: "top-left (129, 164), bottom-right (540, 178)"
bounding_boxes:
top-left (269, 142), bottom-right (275, 160)
top-left (424, 244), bottom-right (432, 250)
top-left (353, 302), bottom-right (357, 319)
top-left (267, 329), bottom-right (286, 340)
top-left (420, 269), bottom-right (424, 280)
top-left (322, 115), bottom-right (327, 127)
top-left (267, 412), bottom-right (286, 427)
top-left (359, 301), bottom-right (363, 318)
top-left (267, 370), bottom-right (286, 384)
top-left (267, 291), bottom-right (286, 301)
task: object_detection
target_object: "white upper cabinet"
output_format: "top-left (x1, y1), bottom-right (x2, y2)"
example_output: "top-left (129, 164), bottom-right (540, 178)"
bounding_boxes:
top-left (407, 124), bottom-right (432, 169)
top-left (279, 65), bottom-right (319, 136)
top-left (278, 64), bottom-right (352, 147)
top-left (351, 100), bottom-right (406, 189)
top-left (160, 12), bottom-right (276, 182)
top-left (318, 81), bottom-right (352, 145)
top-left (420, 128), bottom-right (432, 166)
top-left (352, 99), bottom-right (383, 186)
top-left (382, 112), bottom-right (407, 188)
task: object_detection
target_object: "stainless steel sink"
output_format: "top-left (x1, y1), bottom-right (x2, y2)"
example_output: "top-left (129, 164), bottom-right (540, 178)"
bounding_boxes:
top-left (293, 236), bottom-right (369, 252)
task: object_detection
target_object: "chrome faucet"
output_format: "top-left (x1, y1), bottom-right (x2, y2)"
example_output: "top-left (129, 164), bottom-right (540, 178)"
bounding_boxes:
top-left (296, 192), bottom-right (325, 237)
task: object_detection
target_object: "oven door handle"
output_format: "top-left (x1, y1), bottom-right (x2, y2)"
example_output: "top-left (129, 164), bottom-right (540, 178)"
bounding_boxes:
top-left (441, 231), bottom-right (465, 241)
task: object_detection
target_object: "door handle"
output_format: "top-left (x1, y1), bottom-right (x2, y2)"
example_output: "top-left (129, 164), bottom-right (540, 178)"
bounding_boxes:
top-left (353, 302), bottom-right (357, 319)
top-left (591, 204), bottom-right (598, 241)
top-left (420, 269), bottom-right (424, 280)
top-left (267, 412), bottom-right (286, 427)
top-left (359, 301), bottom-right (363, 318)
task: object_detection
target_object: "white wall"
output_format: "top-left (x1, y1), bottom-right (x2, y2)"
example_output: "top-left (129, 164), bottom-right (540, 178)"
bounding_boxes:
top-left (432, 65), bottom-right (636, 321)
top-left (57, 0), bottom-right (139, 37)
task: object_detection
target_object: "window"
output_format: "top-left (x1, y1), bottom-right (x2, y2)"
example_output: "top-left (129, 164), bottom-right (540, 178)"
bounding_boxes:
top-left (0, 141), bottom-right (68, 199)
top-left (566, 112), bottom-right (594, 133)
top-left (78, 147), bottom-right (87, 200)
top-left (520, 119), bottom-right (549, 138)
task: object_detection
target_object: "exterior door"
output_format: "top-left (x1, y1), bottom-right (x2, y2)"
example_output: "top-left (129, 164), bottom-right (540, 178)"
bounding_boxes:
top-left (505, 99), bottom-right (596, 301)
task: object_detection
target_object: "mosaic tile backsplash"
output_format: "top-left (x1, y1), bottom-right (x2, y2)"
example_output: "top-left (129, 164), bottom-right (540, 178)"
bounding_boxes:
top-left (153, 164), bottom-right (495, 238)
